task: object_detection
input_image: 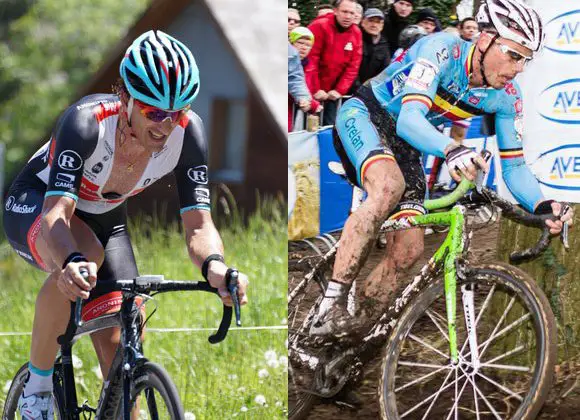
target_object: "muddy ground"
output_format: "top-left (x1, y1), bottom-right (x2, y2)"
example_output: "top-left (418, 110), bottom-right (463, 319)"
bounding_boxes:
top-left (290, 220), bottom-right (580, 419)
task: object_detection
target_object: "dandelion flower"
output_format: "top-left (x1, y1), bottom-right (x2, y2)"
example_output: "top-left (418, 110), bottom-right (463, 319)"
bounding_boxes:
top-left (258, 368), bottom-right (269, 378)
top-left (266, 358), bottom-right (279, 369)
top-left (264, 349), bottom-right (276, 360)
top-left (184, 412), bottom-right (196, 420)
top-left (254, 394), bottom-right (266, 406)
top-left (240, 406), bottom-right (248, 412)
top-left (228, 374), bottom-right (238, 381)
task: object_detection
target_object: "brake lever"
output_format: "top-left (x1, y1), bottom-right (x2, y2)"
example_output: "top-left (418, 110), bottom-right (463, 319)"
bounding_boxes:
top-left (226, 268), bottom-right (242, 327)
top-left (475, 149), bottom-right (493, 194)
top-left (560, 204), bottom-right (571, 250)
top-left (75, 268), bottom-right (90, 327)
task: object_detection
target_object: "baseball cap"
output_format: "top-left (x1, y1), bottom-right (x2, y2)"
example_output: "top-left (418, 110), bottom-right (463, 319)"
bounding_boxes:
top-left (363, 8), bottom-right (384, 20)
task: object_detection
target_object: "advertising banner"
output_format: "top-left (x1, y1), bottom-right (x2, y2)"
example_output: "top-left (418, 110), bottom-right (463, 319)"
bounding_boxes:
top-left (518, 1), bottom-right (580, 201)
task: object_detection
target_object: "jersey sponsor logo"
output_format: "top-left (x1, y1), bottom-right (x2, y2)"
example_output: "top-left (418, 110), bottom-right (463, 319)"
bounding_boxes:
top-left (545, 10), bottom-right (580, 55)
top-left (5, 195), bottom-right (15, 211)
top-left (76, 100), bottom-right (102, 110)
top-left (55, 173), bottom-right (76, 189)
top-left (446, 81), bottom-right (460, 95)
top-left (92, 162), bottom-right (103, 174)
top-left (452, 44), bottom-right (460, 59)
top-left (187, 165), bottom-right (208, 184)
top-left (436, 47), bottom-right (449, 64)
top-left (15, 249), bottom-right (34, 262)
top-left (344, 118), bottom-right (364, 152)
top-left (58, 150), bottom-right (82, 171)
top-left (514, 98), bottom-right (523, 114)
top-left (10, 203), bottom-right (37, 214)
top-left (504, 82), bottom-right (517, 96)
top-left (104, 139), bottom-right (113, 157)
top-left (468, 96), bottom-right (480, 106)
top-left (536, 144), bottom-right (580, 190)
top-left (407, 59), bottom-right (438, 91)
top-left (514, 115), bottom-right (524, 142)
top-left (344, 42), bottom-right (353, 51)
top-left (389, 68), bottom-right (411, 96)
top-left (537, 78), bottom-right (580, 124)
top-left (195, 187), bottom-right (210, 204)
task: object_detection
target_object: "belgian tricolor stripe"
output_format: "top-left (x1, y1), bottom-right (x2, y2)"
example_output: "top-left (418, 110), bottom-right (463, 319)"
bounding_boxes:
top-left (402, 94), bottom-right (433, 109)
top-left (465, 45), bottom-right (475, 77)
top-left (431, 85), bottom-right (486, 122)
top-left (360, 154), bottom-right (396, 186)
top-left (499, 148), bottom-right (524, 159)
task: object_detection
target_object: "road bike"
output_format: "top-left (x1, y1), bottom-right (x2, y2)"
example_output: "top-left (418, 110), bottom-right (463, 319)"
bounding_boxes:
top-left (3, 271), bottom-right (241, 420)
top-left (289, 163), bottom-right (570, 419)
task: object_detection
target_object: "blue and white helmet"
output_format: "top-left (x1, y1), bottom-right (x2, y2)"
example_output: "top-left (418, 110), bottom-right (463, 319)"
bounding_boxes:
top-left (120, 30), bottom-right (200, 111)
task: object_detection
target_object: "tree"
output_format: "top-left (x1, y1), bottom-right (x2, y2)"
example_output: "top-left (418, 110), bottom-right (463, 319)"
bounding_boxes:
top-left (0, 0), bottom-right (150, 180)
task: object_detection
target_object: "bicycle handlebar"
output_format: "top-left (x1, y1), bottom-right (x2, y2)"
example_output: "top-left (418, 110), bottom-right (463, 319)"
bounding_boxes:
top-left (69, 271), bottom-right (242, 345)
top-left (432, 148), bottom-right (571, 264)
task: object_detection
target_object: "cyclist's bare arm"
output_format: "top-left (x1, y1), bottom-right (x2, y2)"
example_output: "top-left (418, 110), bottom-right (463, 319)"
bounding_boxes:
top-left (40, 196), bottom-right (97, 299)
top-left (181, 209), bottom-right (248, 306)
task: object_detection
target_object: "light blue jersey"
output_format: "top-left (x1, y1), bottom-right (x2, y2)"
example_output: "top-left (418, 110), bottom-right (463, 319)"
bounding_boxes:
top-left (337, 33), bottom-right (545, 211)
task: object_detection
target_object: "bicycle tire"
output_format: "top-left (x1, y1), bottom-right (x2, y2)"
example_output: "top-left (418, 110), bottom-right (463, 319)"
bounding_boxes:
top-left (113, 361), bottom-right (184, 420)
top-left (288, 250), bottom-right (336, 420)
top-left (2, 362), bottom-right (66, 420)
top-left (379, 262), bottom-right (556, 420)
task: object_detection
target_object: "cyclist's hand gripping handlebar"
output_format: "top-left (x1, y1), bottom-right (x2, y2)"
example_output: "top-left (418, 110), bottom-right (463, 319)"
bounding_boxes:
top-left (208, 268), bottom-right (242, 344)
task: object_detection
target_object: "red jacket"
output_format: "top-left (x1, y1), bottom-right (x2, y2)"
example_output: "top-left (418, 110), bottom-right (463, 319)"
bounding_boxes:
top-left (306, 14), bottom-right (363, 95)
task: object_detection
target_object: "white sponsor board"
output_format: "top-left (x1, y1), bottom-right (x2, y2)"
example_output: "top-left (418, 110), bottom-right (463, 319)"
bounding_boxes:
top-left (518, 1), bottom-right (580, 202)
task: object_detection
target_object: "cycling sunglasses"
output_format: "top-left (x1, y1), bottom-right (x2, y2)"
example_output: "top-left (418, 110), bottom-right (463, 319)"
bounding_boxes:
top-left (134, 99), bottom-right (189, 123)
top-left (495, 41), bottom-right (532, 64)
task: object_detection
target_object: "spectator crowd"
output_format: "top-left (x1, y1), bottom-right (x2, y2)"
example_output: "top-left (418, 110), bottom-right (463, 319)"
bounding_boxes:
top-left (288, 0), bottom-right (480, 132)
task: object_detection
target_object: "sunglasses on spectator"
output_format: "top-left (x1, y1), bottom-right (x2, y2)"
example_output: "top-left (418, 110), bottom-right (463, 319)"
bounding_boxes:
top-left (134, 99), bottom-right (189, 123)
top-left (288, 18), bottom-right (301, 24)
top-left (495, 40), bottom-right (532, 64)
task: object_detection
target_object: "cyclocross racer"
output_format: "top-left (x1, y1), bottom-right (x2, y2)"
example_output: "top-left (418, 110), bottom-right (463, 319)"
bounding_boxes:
top-left (3, 30), bottom-right (248, 419)
top-left (311, 0), bottom-right (573, 337)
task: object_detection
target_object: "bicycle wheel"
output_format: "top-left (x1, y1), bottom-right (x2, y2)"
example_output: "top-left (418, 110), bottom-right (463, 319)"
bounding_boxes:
top-left (117, 362), bottom-right (183, 420)
top-left (288, 249), bottom-right (335, 420)
top-left (2, 362), bottom-right (66, 420)
top-left (379, 263), bottom-right (556, 420)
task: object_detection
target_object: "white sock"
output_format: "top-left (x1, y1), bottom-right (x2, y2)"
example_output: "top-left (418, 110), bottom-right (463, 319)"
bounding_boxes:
top-left (23, 363), bottom-right (53, 396)
top-left (316, 281), bottom-right (349, 320)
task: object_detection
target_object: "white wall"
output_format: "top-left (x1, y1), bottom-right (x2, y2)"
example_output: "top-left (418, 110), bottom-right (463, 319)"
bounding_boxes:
top-left (166, 1), bottom-right (248, 181)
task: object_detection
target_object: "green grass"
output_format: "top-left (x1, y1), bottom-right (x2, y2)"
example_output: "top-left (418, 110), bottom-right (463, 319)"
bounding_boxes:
top-left (0, 200), bottom-right (288, 419)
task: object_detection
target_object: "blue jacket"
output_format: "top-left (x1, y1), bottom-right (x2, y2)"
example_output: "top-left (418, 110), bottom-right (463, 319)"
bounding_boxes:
top-left (288, 44), bottom-right (310, 101)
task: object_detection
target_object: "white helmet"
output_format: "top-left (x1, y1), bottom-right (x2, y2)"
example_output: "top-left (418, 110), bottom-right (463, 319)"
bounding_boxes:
top-left (476, 0), bottom-right (545, 55)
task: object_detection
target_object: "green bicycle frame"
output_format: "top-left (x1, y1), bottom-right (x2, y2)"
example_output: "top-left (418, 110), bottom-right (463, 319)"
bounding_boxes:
top-left (385, 178), bottom-right (475, 363)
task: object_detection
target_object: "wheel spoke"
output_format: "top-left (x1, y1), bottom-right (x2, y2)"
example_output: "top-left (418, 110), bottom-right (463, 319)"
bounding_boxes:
top-left (483, 345), bottom-right (527, 365)
top-left (408, 333), bottom-right (448, 359)
top-left (421, 369), bottom-right (455, 420)
top-left (401, 371), bottom-right (466, 418)
top-left (445, 371), bottom-right (469, 420)
top-left (479, 363), bottom-right (531, 373)
top-left (478, 313), bottom-right (531, 358)
top-left (398, 361), bottom-right (451, 369)
top-left (395, 365), bottom-right (451, 393)
top-left (426, 309), bottom-right (450, 342)
top-left (476, 371), bottom-right (523, 401)
top-left (478, 296), bottom-right (516, 358)
top-left (459, 365), bottom-right (503, 420)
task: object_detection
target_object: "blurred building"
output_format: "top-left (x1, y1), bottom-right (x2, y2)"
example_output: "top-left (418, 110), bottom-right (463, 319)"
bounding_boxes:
top-left (78, 0), bottom-right (286, 215)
